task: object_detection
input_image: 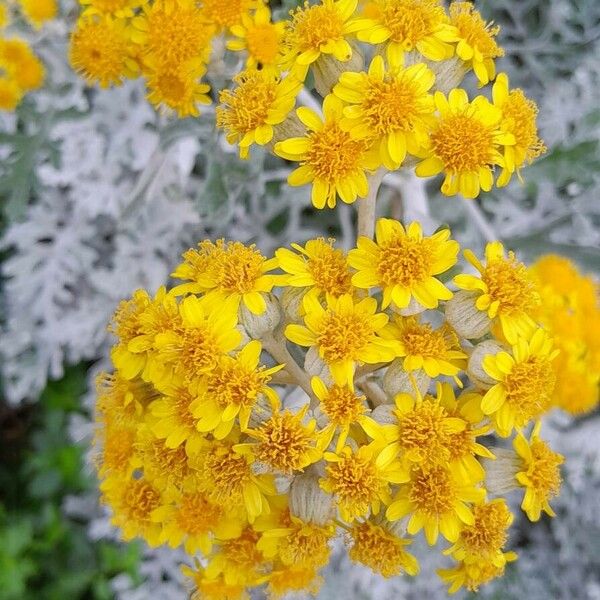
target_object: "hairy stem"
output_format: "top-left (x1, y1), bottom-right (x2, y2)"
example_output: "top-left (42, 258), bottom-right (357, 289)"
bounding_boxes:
top-left (357, 168), bottom-right (386, 240)
top-left (463, 197), bottom-right (498, 242)
top-left (359, 378), bottom-right (389, 408)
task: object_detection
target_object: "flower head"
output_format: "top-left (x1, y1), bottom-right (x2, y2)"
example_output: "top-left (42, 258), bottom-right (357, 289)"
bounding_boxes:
top-left (201, 0), bottom-right (256, 31)
top-left (0, 77), bottom-right (23, 111)
top-left (349, 219), bottom-right (458, 309)
top-left (0, 39), bottom-right (45, 92)
top-left (80, 0), bottom-right (145, 18)
top-left (18, 0), bottom-right (57, 28)
top-left (439, 553), bottom-right (517, 594)
top-left (276, 95), bottom-right (379, 209)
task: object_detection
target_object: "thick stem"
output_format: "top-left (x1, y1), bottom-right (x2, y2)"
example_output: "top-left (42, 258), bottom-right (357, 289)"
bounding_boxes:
top-left (261, 333), bottom-right (317, 403)
top-left (358, 378), bottom-right (389, 408)
top-left (357, 168), bottom-right (386, 240)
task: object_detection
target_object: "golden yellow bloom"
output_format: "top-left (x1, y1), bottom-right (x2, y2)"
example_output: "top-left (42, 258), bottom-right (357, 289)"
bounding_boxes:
top-left (321, 443), bottom-right (407, 521)
top-left (171, 239), bottom-right (278, 315)
top-left (349, 219), bottom-right (458, 309)
top-left (513, 422), bottom-right (563, 521)
top-left (355, 0), bottom-right (457, 64)
top-left (553, 356), bottom-right (599, 415)
top-left (275, 238), bottom-right (353, 300)
top-left (285, 293), bottom-right (401, 385)
top-left (445, 498), bottom-right (513, 566)
top-left (227, 3), bottom-right (285, 71)
top-left (267, 564), bottom-right (322, 599)
top-left (69, 16), bottom-right (138, 88)
top-left (192, 341), bottom-right (281, 438)
top-left (449, 1), bottom-right (504, 86)
top-left (201, 0), bottom-right (256, 31)
top-left (80, 0), bottom-right (145, 18)
top-left (195, 439), bottom-right (276, 522)
top-left (101, 476), bottom-right (163, 545)
top-left (145, 59), bottom-right (211, 117)
top-left (416, 89), bottom-right (513, 198)
top-left (383, 316), bottom-right (467, 378)
top-left (275, 95), bottom-right (379, 209)
top-left (439, 553), bottom-right (517, 594)
top-left (217, 69), bottom-right (301, 159)
top-left (0, 77), bottom-right (22, 111)
top-left (333, 56), bottom-right (436, 169)
top-left (96, 422), bottom-right (137, 478)
top-left (480, 328), bottom-right (558, 436)
top-left (348, 519), bottom-right (419, 577)
top-left (0, 39), bottom-right (45, 92)
top-left (493, 73), bottom-right (545, 185)
top-left (18, 0), bottom-right (57, 28)
top-left (0, 4), bottom-right (9, 29)
top-left (96, 372), bottom-right (155, 426)
top-left (455, 241), bottom-right (540, 344)
top-left (281, 0), bottom-right (360, 71)
top-left (386, 465), bottom-right (485, 544)
top-left (183, 563), bottom-right (249, 600)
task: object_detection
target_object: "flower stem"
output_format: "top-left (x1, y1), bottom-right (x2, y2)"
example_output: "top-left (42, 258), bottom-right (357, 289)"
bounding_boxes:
top-left (357, 168), bottom-right (386, 240)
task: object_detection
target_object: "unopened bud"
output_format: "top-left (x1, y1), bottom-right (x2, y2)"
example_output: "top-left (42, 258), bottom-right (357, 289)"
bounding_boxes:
top-left (383, 359), bottom-right (431, 397)
top-left (304, 346), bottom-right (330, 380)
top-left (429, 56), bottom-right (469, 94)
top-left (467, 340), bottom-right (506, 389)
top-left (483, 448), bottom-right (520, 496)
top-left (240, 293), bottom-right (281, 339)
top-left (289, 471), bottom-right (335, 525)
top-left (370, 403), bottom-right (396, 425)
top-left (445, 290), bottom-right (491, 340)
top-left (270, 112), bottom-right (307, 150)
top-left (313, 43), bottom-right (364, 97)
top-left (280, 286), bottom-right (305, 323)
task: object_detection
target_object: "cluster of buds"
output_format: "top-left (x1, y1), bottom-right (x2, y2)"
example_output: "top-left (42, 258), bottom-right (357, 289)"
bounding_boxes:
top-left (95, 223), bottom-right (573, 598)
top-left (0, 0), bottom-right (52, 111)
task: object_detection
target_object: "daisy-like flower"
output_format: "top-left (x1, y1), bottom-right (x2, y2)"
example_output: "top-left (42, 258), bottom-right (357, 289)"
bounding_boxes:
top-left (311, 374), bottom-right (370, 452)
top-left (280, 0), bottom-right (360, 72)
top-left (383, 315), bottom-right (467, 379)
top-left (96, 372), bottom-right (156, 427)
top-left (416, 89), bottom-right (514, 198)
top-left (235, 401), bottom-right (330, 474)
top-left (79, 0), bottom-right (145, 18)
top-left (96, 421), bottom-right (137, 479)
top-left (69, 16), bottom-right (139, 88)
top-left (227, 3), bottom-right (285, 72)
top-left (183, 563), bottom-right (248, 600)
top-left (454, 241), bottom-right (541, 344)
top-left (216, 69), bottom-right (302, 159)
top-left (171, 239), bottom-right (279, 315)
top-left (275, 95), bottom-right (379, 209)
top-left (321, 443), bottom-right (408, 522)
top-left (0, 39), bottom-right (46, 93)
top-left (333, 56), bottom-right (436, 169)
top-left (438, 553), bottom-right (517, 594)
top-left (386, 465), bottom-right (485, 545)
top-left (449, 1), bottom-right (504, 86)
top-left (285, 293), bottom-right (401, 386)
top-left (201, 0), bottom-right (256, 31)
top-left (153, 295), bottom-right (242, 389)
top-left (480, 328), bottom-right (558, 436)
top-left (192, 341), bottom-right (281, 439)
top-left (0, 78), bottom-right (22, 111)
top-left (492, 73), bottom-right (546, 186)
top-left (275, 238), bottom-right (353, 301)
top-left (348, 518), bottom-right (419, 577)
top-left (195, 438), bottom-right (276, 523)
top-left (348, 219), bottom-right (458, 310)
top-left (267, 564), bottom-right (322, 598)
top-left (354, 0), bottom-right (457, 64)
top-left (18, 0), bottom-right (57, 28)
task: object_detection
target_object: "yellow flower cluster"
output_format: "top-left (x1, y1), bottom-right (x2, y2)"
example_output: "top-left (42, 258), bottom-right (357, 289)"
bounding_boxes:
top-left (68, 0), bottom-right (286, 117)
top-left (530, 255), bottom-right (600, 415)
top-left (215, 0), bottom-right (545, 204)
top-left (96, 223), bottom-right (568, 597)
top-left (0, 1), bottom-right (50, 111)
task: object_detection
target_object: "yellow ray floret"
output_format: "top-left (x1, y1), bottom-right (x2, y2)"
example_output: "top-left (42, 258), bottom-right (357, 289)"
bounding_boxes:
top-left (79, 0), bottom-right (146, 18)
top-left (18, 0), bottom-right (57, 28)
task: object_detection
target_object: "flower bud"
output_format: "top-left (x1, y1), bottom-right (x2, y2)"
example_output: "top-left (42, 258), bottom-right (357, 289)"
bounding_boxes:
top-left (467, 340), bottom-right (506, 389)
top-left (280, 286), bottom-right (305, 323)
top-left (289, 471), bottom-right (335, 525)
top-left (483, 448), bottom-right (520, 496)
top-left (370, 403), bottom-right (396, 425)
top-left (383, 359), bottom-right (430, 398)
top-left (270, 112), bottom-right (307, 150)
top-left (313, 43), bottom-right (364, 97)
top-left (429, 56), bottom-right (469, 94)
top-left (392, 297), bottom-right (427, 317)
top-left (240, 293), bottom-right (281, 339)
top-left (445, 290), bottom-right (491, 340)
top-left (304, 346), bottom-right (330, 380)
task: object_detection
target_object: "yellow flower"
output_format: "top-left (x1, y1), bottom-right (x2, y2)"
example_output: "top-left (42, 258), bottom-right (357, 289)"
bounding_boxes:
top-left (416, 89), bottom-right (513, 198)
top-left (553, 356), bottom-right (599, 415)
top-left (493, 73), bottom-right (546, 185)
top-left (513, 422), bottom-right (563, 521)
top-left (216, 69), bottom-right (301, 159)
top-left (0, 4), bottom-right (8, 29)
top-left (0, 39), bottom-right (45, 92)
top-left (449, 1), bottom-right (504, 86)
top-left (275, 95), bottom-right (379, 209)
top-left (445, 498), bottom-right (513, 566)
top-left (153, 295), bottom-right (242, 389)
top-left (95, 372), bottom-right (155, 426)
top-left (454, 241), bottom-right (541, 343)
top-left (145, 59), bottom-right (211, 117)
top-left (386, 465), bottom-right (485, 544)
top-left (280, 0), bottom-right (360, 72)
top-left (267, 564), bottom-right (322, 599)
top-left (235, 401), bottom-right (329, 474)
top-left (311, 374), bottom-right (369, 452)
top-left (97, 422), bottom-right (137, 479)
top-left (348, 519), bottom-right (419, 577)
top-left (348, 219), bottom-right (458, 309)
top-left (438, 553), bottom-right (517, 594)
top-left (79, 0), bottom-right (145, 18)
top-left (171, 239), bottom-right (278, 315)
top-left (285, 293), bottom-right (401, 386)
top-left (480, 328), bottom-right (558, 436)
top-left (354, 0), bottom-right (457, 64)
top-left (183, 563), bottom-right (249, 600)
top-left (383, 315), bottom-right (467, 379)
top-left (333, 56), bottom-right (436, 169)
top-left (275, 238), bottom-right (353, 300)
top-left (321, 443), bottom-right (408, 521)
top-left (227, 3), bottom-right (285, 71)
top-left (18, 0), bottom-right (57, 28)
top-left (0, 77), bottom-right (23, 111)
top-left (201, 0), bottom-right (256, 31)
top-left (100, 476), bottom-right (163, 545)
top-left (69, 16), bottom-right (138, 88)
top-left (192, 341), bottom-right (282, 438)
top-left (195, 438), bottom-right (276, 523)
